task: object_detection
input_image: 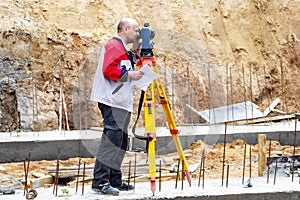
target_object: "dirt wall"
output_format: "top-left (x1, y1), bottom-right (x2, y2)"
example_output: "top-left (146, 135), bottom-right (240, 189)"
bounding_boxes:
top-left (1, 0), bottom-right (300, 131)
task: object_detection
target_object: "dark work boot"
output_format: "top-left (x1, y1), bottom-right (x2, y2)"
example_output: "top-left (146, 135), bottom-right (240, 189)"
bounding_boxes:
top-left (92, 184), bottom-right (120, 195)
top-left (113, 182), bottom-right (134, 191)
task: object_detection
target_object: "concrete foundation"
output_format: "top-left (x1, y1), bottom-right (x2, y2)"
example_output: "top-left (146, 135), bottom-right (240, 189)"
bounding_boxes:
top-left (0, 121), bottom-right (299, 163)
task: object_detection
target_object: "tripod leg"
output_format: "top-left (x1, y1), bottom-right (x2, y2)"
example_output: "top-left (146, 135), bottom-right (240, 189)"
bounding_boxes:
top-left (148, 138), bottom-right (156, 194)
top-left (144, 83), bottom-right (157, 195)
top-left (154, 66), bottom-right (192, 186)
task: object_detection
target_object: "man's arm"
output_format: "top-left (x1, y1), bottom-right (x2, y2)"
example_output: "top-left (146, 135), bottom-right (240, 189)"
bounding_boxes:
top-left (102, 43), bottom-right (124, 81)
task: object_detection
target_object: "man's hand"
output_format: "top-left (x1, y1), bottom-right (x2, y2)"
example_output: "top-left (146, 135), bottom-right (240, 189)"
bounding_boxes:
top-left (128, 71), bottom-right (144, 80)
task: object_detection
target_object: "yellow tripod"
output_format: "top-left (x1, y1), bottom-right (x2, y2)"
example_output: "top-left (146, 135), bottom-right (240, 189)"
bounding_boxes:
top-left (135, 56), bottom-right (191, 195)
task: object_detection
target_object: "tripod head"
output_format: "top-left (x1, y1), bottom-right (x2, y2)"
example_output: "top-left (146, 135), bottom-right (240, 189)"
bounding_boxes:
top-left (139, 22), bottom-right (155, 57)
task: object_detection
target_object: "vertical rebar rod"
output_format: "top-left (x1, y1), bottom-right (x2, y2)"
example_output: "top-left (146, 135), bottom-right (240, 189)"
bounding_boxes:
top-left (23, 152), bottom-right (31, 195)
top-left (242, 64), bottom-right (248, 124)
top-left (82, 162), bottom-right (86, 195)
top-left (78, 75), bottom-right (82, 131)
top-left (159, 159), bottom-right (162, 192)
top-left (242, 143), bottom-right (246, 185)
top-left (280, 59), bottom-right (285, 114)
top-left (249, 145), bottom-right (252, 179)
top-left (75, 157), bottom-right (81, 193)
top-left (34, 79), bottom-right (39, 135)
top-left (23, 159), bottom-right (27, 196)
top-left (175, 159), bottom-right (180, 189)
top-left (202, 155), bottom-right (205, 189)
top-left (187, 66), bottom-right (191, 123)
top-left (84, 71), bottom-right (88, 131)
top-left (226, 164), bottom-right (229, 188)
top-left (222, 123), bottom-right (227, 186)
top-left (267, 137), bottom-right (272, 184)
top-left (15, 92), bottom-right (19, 136)
top-left (198, 151), bottom-right (204, 187)
top-left (181, 159), bottom-right (184, 190)
top-left (128, 160), bottom-right (131, 191)
top-left (249, 63), bottom-right (254, 124)
top-left (172, 66), bottom-right (174, 109)
top-left (53, 146), bottom-right (60, 196)
top-left (134, 153), bottom-right (137, 193)
top-left (7, 75), bottom-right (12, 135)
top-left (207, 64), bottom-right (212, 123)
top-left (26, 152), bottom-right (31, 191)
top-left (226, 63), bottom-right (229, 121)
top-left (210, 65), bottom-right (217, 124)
top-left (292, 117), bottom-right (297, 182)
top-left (230, 65), bottom-right (234, 121)
top-left (32, 72), bottom-right (34, 131)
top-left (263, 65), bottom-right (271, 111)
top-left (273, 159), bottom-right (278, 185)
top-left (58, 70), bottom-right (63, 134)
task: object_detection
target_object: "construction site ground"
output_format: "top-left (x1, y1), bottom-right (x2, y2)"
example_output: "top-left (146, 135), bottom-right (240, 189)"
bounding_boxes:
top-left (1, 176), bottom-right (300, 200)
top-left (1, 123), bottom-right (300, 199)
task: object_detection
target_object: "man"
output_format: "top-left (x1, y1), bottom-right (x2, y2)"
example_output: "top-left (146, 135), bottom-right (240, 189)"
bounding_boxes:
top-left (90, 18), bottom-right (143, 195)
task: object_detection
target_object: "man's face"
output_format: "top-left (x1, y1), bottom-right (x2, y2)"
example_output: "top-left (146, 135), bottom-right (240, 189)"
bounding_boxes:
top-left (125, 24), bottom-right (140, 44)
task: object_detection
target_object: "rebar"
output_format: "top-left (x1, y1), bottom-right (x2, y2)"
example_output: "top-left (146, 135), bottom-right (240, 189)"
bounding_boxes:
top-left (263, 65), bottom-right (271, 112)
top-left (53, 146), bottom-right (60, 196)
top-left (226, 164), bottom-right (229, 188)
top-left (172, 66), bottom-right (174, 109)
top-left (242, 64), bottom-right (248, 124)
top-left (267, 137), bottom-right (272, 184)
top-left (175, 159), bottom-right (180, 189)
top-left (280, 59), bottom-right (286, 114)
top-left (32, 71), bottom-right (35, 131)
top-left (198, 150), bottom-right (204, 187)
top-left (202, 155), bottom-right (205, 189)
top-left (23, 159), bottom-right (27, 196)
top-left (26, 152), bottom-right (31, 190)
top-left (249, 63), bottom-right (254, 124)
top-left (207, 64), bottom-right (213, 123)
top-left (249, 145), bottom-right (252, 179)
top-left (226, 63), bottom-right (229, 121)
top-left (7, 75), bottom-right (12, 135)
top-left (187, 65), bottom-right (191, 123)
top-left (181, 159), bottom-right (184, 190)
top-left (75, 157), bottom-right (81, 193)
top-left (242, 143), bottom-right (246, 185)
top-left (221, 123), bottom-right (227, 186)
top-left (230, 65), bottom-right (234, 121)
top-left (23, 152), bottom-right (31, 195)
top-left (134, 153), bottom-right (137, 193)
top-left (82, 162), bottom-right (86, 195)
top-left (128, 160), bottom-right (131, 191)
top-left (159, 159), bottom-right (162, 192)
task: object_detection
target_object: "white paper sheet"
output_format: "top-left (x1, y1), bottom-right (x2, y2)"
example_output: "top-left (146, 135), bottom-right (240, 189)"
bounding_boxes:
top-left (133, 64), bottom-right (159, 91)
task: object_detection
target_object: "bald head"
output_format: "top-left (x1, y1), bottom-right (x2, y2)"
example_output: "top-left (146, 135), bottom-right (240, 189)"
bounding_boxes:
top-left (117, 18), bottom-right (139, 33)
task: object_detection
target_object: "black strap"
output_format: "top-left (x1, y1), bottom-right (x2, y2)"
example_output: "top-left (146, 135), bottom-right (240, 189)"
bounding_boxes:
top-left (132, 90), bottom-right (153, 141)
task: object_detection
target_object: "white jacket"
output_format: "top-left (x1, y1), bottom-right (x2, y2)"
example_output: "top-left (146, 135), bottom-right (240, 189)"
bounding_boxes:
top-left (90, 36), bottom-right (136, 112)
